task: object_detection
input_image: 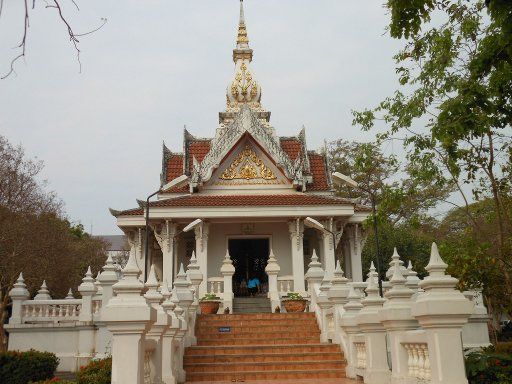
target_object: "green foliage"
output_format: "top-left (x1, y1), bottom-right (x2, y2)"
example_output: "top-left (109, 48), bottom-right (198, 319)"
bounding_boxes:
top-left (352, 0), bottom-right (512, 323)
top-left (465, 350), bottom-right (512, 384)
top-left (0, 350), bottom-right (59, 384)
top-left (31, 379), bottom-right (75, 384)
top-left (76, 358), bottom-right (111, 384)
top-left (284, 292), bottom-right (304, 300)
top-left (200, 293), bottom-right (221, 301)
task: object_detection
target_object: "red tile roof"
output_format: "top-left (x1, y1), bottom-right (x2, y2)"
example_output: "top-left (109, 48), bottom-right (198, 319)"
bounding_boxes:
top-left (166, 154), bottom-right (184, 182)
top-left (188, 141), bottom-right (211, 173)
top-left (280, 139), bottom-right (302, 162)
top-left (118, 207), bottom-right (144, 216)
top-left (308, 153), bottom-right (330, 191)
top-left (149, 194), bottom-right (354, 208)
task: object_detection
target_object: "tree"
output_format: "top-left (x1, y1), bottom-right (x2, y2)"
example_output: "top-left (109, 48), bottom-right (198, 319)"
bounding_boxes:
top-left (0, 0), bottom-right (106, 79)
top-left (0, 135), bottom-right (107, 351)
top-left (352, 0), bottom-right (512, 321)
top-left (327, 140), bottom-right (441, 278)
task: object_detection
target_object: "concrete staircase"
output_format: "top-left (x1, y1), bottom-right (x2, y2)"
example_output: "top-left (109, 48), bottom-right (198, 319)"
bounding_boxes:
top-left (184, 312), bottom-right (346, 382)
top-left (232, 296), bottom-right (271, 313)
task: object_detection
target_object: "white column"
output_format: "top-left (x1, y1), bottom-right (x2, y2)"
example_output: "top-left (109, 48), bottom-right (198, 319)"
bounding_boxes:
top-left (322, 218), bottom-right (336, 279)
top-left (194, 222), bottom-right (209, 297)
top-left (288, 219), bottom-right (306, 294)
top-left (348, 224), bottom-right (365, 282)
top-left (154, 220), bottom-right (177, 287)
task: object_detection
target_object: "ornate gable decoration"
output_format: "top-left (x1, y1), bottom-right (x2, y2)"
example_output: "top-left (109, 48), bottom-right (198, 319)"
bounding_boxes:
top-left (197, 106), bottom-right (296, 185)
top-left (221, 145), bottom-right (276, 181)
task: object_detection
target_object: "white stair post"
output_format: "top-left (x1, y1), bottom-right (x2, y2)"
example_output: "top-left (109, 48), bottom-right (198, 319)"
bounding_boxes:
top-left (327, 261), bottom-right (350, 344)
top-left (356, 264), bottom-right (390, 384)
top-left (144, 265), bottom-right (171, 384)
top-left (379, 257), bottom-right (418, 384)
top-left (339, 285), bottom-right (364, 379)
top-left (174, 264), bottom-right (194, 347)
top-left (103, 250), bottom-right (156, 384)
top-left (305, 249), bottom-right (325, 312)
top-left (316, 275), bottom-right (332, 342)
top-left (220, 250), bottom-right (235, 313)
top-left (160, 282), bottom-right (181, 384)
top-left (411, 243), bottom-right (474, 384)
top-left (265, 249), bottom-right (281, 312)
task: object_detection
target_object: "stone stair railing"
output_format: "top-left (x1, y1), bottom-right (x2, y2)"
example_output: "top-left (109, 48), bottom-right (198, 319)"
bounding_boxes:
top-left (303, 242), bottom-right (491, 384)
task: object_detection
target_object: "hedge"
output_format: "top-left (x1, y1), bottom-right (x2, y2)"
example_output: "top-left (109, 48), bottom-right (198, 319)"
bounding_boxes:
top-left (76, 357), bottom-right (111, 384)
top-left (466, 348), bottom-right (512, 384)
top-left (0, 350), bottom-right (59, 384)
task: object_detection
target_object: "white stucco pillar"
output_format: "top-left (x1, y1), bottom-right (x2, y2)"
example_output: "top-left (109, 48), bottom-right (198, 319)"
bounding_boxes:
top-left (322, 219), bottom-right (336, 279)
top-left (154, 221), bottom-right (177, 287)
top-left (348, 224), bottom-right (365, 282)
top-left (288, 219), bottom-right (306, 294)
top-left (220, 250), bottom-right (235, 312)
top-left (194, 222), bottom-right (209, 297)
top-left (8, 273), bottom-right (30, 325)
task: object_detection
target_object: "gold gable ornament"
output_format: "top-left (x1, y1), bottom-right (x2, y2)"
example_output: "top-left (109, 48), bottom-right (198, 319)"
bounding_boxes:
top-left (221, 146), bottom-right (277, 181)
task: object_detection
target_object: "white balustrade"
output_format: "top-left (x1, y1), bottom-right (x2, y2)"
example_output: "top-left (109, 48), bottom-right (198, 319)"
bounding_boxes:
top-left (353, 341), bottom-right (367, 369)
top-left (22, 299), bottom-right (82, 323)
top-left (403, 343), bottom-right (431, 380)
top-left (92, 299), bottom-right (102, 315)
top-left (207, 277), bottom-right (224, 296)
top-left (277, 275), bottom-right (294, 296)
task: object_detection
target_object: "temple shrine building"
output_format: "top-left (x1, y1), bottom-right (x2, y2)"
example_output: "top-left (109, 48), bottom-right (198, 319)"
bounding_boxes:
top-left (110, 0), bottom-right (371, 300)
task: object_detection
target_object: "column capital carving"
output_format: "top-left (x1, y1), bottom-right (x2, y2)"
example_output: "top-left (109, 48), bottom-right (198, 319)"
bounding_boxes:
top-left (288, 218), bottom-right (304, 251)
top-left (194, 221), bottom-right (210, 252)
top-left (152, 220), bottom-right (177, 253)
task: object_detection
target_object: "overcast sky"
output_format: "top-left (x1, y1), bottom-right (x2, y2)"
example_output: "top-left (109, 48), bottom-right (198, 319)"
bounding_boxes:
top-left (0, 1), bottom-right (403, 235)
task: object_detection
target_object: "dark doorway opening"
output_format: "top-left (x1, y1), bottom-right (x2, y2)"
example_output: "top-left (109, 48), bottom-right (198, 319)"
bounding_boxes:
top-left (229, 238), bottom-right (269, 297)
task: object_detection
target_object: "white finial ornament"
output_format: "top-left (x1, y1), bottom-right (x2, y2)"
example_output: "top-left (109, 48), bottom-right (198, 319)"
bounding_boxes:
top-left (34, 280), bottom-right (52, 300)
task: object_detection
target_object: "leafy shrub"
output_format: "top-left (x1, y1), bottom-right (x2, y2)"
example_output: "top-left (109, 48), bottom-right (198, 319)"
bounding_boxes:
top-left (284, 292), bottom-right (304, 300)
top-left (76, 358), bottom-right (111, 384)
top-left (31, 379), bottom-right (75, 384)
top-left (466, 350), bottom-right (512, 384)
top-left (200, 293), bottom-right (220, 301)
top-left (0, 350), bottom-right (59, 384)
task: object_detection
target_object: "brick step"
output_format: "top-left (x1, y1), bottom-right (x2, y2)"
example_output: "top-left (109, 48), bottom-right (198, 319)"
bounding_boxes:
top-left (198, 313), bottom-right (315, 321)
top-left (195, 330), bottom-right (321, 340)
top-left (196, 317), bottom-right (317, 326)
top-left (196, 324), bottom-right (318, 333)
top-left (185, 343), bottom-right (342, 356)
top-left (232, 308), bottom-right (272, 313)
top-left (186, 368), bottom-right (346, 382)
top-left (184, 351), bottom-right (344, 364)
top-left (197, 337), bottom-right (321, 346)
top-left (185, 360), bottom-right (345, 373)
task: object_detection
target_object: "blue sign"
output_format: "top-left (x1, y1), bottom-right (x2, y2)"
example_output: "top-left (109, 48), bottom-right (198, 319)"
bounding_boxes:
top-left (218, 327), bottom-right (231, 333)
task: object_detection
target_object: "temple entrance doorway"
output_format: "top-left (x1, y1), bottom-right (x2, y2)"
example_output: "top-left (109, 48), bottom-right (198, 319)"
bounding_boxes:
top-left (228, 238), bottom-right (269, 297)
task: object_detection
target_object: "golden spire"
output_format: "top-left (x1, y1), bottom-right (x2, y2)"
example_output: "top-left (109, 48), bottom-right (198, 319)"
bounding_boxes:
top-left (237, 0), bottom-right (249, 46)
top-left (233, 0), bottom-right (253, 62)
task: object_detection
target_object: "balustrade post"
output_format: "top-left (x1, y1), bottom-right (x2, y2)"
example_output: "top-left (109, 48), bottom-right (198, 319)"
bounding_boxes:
top-left (304, 249), bottom-right (324, 312)
top-left (356, 264), bottom-right (390, 384)
top-left (379, 255), bottom-right (418, 384)
top-left (174, 264), bottom-right (194, 347)
top-left (144, 265), bottom-right (171, 384)
top-left (220, 250), bottom-right (235, 313)
top-left (316, 275), bottom-right (332, 342)
top-left (327, 261), bottom-right (350, 344)
top-left (339, 285), bottom-right (364, 378)
top-left (9, 273), bottom-right (30, 325)
top-left (411, 243), bottom-right (474, 384)
top-left (77, 266), bottom-right (99, 367)
top-left (103, 249), bottom-right (156, 384)
top-left (265, 249), bottom-right (281, 312)
top-left (160, 281), bottom-right (181, 384)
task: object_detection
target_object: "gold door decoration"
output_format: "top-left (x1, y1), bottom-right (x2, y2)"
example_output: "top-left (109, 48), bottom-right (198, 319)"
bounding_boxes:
top-left (221, 145), bottom-right (277, 181)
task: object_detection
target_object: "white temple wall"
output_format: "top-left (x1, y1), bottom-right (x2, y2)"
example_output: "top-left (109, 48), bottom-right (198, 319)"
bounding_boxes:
top-left (207, 222), bottom-right (293, 278)
top-left (8, 326), bottom-right (84, 372)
